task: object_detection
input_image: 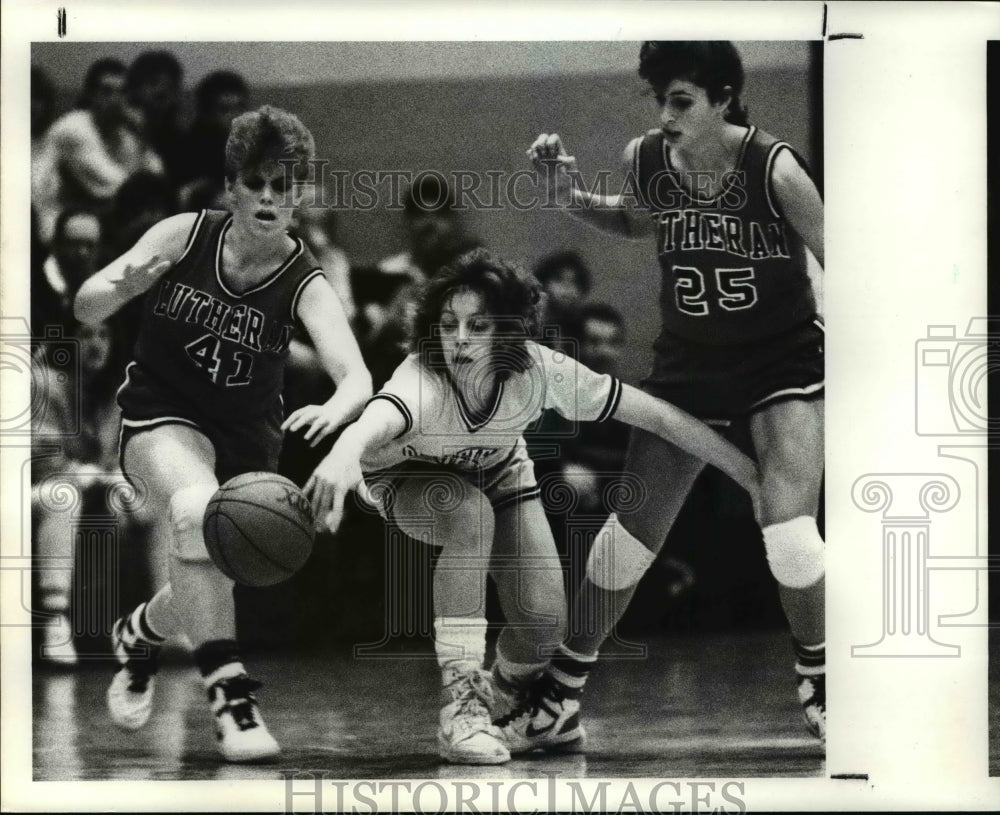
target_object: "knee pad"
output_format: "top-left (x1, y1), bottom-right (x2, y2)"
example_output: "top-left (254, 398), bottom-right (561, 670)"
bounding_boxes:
top-left (762, 515), bottom-right (824, 589)
top-left (586, 513), bottom-right (656, 590)
top-left (168, 483), bottom-right (218, 562)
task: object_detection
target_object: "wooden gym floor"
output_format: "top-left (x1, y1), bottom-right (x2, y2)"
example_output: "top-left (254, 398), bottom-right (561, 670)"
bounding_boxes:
top-left (32, 630), bottom-right (825, 781)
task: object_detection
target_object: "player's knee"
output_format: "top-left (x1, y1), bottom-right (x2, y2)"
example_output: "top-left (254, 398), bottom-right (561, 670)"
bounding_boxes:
top-left (432, 489), bottom-right (494, 545)
top-left (759, 454), bottom-right (822, 524)
top-left (168, 483), bottom-right (218, 563)
top-left (762, 515), bottom-right (824, 589)
top-left (585, 513), bottom-right (657, 590)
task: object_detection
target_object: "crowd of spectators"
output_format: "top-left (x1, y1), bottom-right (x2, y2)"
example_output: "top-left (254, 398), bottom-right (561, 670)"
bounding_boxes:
top-left (28, 51), bottom-right (689, 662)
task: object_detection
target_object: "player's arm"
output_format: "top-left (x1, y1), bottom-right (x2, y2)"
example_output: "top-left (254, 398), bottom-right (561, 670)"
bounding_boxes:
top-left (304, 398), bottom-right (406, 533)
top-left (611, 384), bottom-right (761, 504)
top-left (527, 134), bottom-right (651, 239)
top-left (771, 148), bottom-right (824, 268)
top-left (73, 213), bottom-right (196, 324)
top-left (282, 275), bottom-right (373, 446)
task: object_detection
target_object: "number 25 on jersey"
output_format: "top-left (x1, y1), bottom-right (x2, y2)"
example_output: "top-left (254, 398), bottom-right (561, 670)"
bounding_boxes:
top-left (673, 265), bottom-right (759, 316)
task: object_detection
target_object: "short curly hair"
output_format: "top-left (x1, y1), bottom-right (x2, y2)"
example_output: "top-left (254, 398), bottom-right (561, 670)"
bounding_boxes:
top-left (224, 105), bottom-right (316, 182)
top-left (412, 249), bottom-right (541, 382)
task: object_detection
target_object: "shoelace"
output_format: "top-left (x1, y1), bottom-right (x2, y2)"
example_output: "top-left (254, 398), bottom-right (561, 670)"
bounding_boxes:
top-left (117, 623), bottom-right (160, 693)
top-left (798, 674), bottom-right (825, 709)
top-left (450, 671), bottom-right (495, 718)
top-left (494, 674), bottom-right (563, 728)
top-left (211, 676), bottom-right (264, 731)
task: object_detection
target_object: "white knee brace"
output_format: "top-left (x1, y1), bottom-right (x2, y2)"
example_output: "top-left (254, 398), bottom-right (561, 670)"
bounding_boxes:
top-left (762, 515), bottom-right (824, 589)
top-left (169, 483), bottom-right (218, 562)
top-left (586, 513), bottom-right (656, 590)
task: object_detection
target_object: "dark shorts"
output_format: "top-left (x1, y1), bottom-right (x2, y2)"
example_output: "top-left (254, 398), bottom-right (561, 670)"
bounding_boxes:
top-left (641, 317), bottom-right (825, 423)
top-left (117, 363), bottom-right (283, 484)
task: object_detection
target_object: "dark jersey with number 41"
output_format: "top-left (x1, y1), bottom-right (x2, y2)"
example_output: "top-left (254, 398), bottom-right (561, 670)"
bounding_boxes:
top-left (131, 209), bottom-right (323, 420)
top-left (632, 126), bottom-right (817, 346)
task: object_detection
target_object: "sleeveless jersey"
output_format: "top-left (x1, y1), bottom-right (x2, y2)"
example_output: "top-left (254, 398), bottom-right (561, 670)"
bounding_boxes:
top-left (632, 126), bottom-right (816, 345)
top-left (361, 341), bottom-right (623, 474)
top-left (130, 210), bottom-right (324, 420)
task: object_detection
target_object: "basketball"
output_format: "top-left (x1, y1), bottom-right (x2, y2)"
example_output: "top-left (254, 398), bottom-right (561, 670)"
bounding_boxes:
top-left (202, 472), bottom-right (316, 587)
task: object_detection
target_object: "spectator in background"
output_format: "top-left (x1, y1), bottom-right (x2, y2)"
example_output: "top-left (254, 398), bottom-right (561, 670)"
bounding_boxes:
top-left (533, 250), bottom-right (592, 353)
top-left (294, 183), bottom-right (355, 322)
top-left (34, 207), bottom-right (103, 332)
top-left (528, 303), bottom-right (630, 518)
top-left (101, 170), bottom-right (179, 352)
top-left (577, 302), bottom-right (626, 379)
top-left (31, 67), bottom-right (58, 311)
top-left (31, 65), bottom-right (57, 184)
top-left (563, 303), bottom-right (631, 493)
top-left (350, 266), bottom-right (412, 390)
top-left (379, 175), bottom-right (479, 284)
top-left (103, 170), bottom-right (179, 261)
top-left (178, 70), bottom-right (249, 188)
top-left (32, 58), bottom-right (163, 246)
top-left (32, 318), bottom-right (139, 665)
top-left (125, 51), bottom-right (185, 186)
top-left (368, 175), bottom-right (482, 387)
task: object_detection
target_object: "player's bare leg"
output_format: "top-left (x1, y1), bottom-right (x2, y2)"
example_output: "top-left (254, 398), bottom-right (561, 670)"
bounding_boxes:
top-left (499, 431), bottom-right (704, 752)
top-left (490, 499), bottom-right (567, 698)
top-left (491, 498), bottom-right (586, 752)
top-left (393, 478), bottom-right (508, 765)
top-left (112, 424), bottom-right (279, 761)
top-left (750, 397), bottom-right (826, 742)
top-left (569, 430), bottom-right (705, 656)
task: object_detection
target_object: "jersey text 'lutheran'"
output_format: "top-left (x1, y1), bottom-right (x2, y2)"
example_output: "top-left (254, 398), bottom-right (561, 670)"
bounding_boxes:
top-left (632, 126), bottom-right (816, 345)
top-left (130, 210), bottom-right (323, 419)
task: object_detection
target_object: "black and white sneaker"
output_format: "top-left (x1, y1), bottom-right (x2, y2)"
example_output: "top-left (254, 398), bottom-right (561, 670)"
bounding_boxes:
top-left (207, 673), bottom-right (281, 763)
top-left (495, 673), bottom-right (586, 754)
top-left (796, 668), bottom-right (826, 744)
top-left (106, 615), bottom-right (161, 730)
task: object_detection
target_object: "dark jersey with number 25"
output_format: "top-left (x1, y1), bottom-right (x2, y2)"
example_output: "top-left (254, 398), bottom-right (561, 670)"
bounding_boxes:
top-left (131, 209), bottom-right (323, 420)
top-left (632, 126), bottom-right (816, 345)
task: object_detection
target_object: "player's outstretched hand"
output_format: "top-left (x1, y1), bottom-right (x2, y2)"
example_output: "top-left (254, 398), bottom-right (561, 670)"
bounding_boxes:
top-left (113, 255), bottom-right (172, 298)
top-left (527, 132), bottom-right (578, 201)
top-left (303, 451), bottom-right (379, 534)
top-left (282, 403), bottom-right (347, 447)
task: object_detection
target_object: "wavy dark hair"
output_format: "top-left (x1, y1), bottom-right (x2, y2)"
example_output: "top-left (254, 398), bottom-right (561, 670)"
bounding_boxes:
top-left (638, 41), bottom-right (749, 127)
top-left (412, 249), bottom-right (541, 382)
top-left (224, 105), bottom-right (316, 182)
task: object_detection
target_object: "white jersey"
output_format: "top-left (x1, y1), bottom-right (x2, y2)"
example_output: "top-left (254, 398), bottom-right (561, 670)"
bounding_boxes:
top-left (362, 341), bottom-right (623, 473)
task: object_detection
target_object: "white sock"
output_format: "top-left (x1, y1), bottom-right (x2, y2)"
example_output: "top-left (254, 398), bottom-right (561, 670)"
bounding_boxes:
top-left (202, 661), bottom-right (247, 690)
top-left (435, 616), bottom-right (487, 681)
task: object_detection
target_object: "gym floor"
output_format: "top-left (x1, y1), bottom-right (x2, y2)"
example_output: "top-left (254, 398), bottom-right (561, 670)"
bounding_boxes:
top-left (32, 629), bottom-right (825, 781)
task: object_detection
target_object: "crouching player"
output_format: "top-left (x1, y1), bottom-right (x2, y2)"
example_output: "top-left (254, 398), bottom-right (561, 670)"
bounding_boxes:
top-left (305, 249), bottom-right (760, 764)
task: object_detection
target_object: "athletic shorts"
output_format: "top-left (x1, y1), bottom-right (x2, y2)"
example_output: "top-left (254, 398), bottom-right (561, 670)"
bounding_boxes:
top-left (117, 363), bottom-right (283, 485)
top-left (641, 317), bottom-right (825, 423)
top-left (367, 437), bottom-right (540, 540)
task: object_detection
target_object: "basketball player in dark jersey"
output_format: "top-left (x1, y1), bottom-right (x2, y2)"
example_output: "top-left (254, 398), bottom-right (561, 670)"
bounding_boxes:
top-left (74, 106), bottom-right (372, 762)
top-left (503, 42), bottom-right (826, 752)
